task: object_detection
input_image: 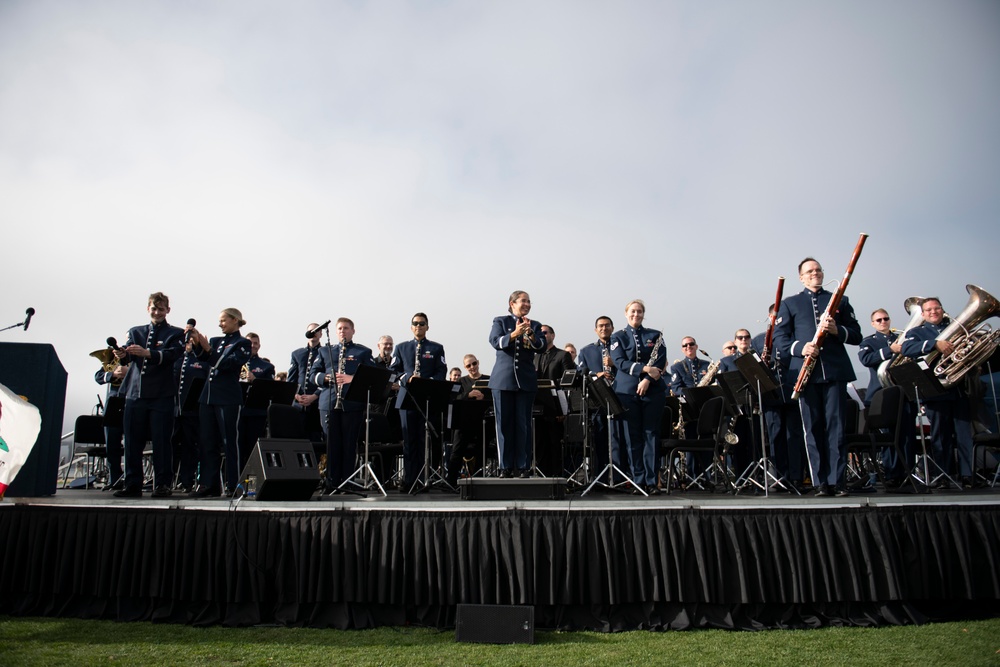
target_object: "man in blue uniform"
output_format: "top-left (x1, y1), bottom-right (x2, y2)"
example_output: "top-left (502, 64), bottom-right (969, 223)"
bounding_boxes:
top-left (173, 340), bottom-right (208, 493)
top-left (669, 337), bottom-right (710, 396)
top-left (774, 258), bottom-right (862, 497)
top-left (391, 312), bottom-right (447, 490)
top-left (95, 357), bottom-right (128, 489)
top-left (310, 318), bottom-right (374, 492)
top-left (577, 316), bottom-right (626, 473)
top-left (901, 297), bottom-right (974, 488)
top-left (113, 292), bottom-right (185, 498)
top-left (718, 329), bottom-right (753, 374)
top-left (610, 299), bottom-right (668, 494)
top-left (238, 332), bottom-right (276, 471)
top-left (287, 324), bottom-right (324, 443)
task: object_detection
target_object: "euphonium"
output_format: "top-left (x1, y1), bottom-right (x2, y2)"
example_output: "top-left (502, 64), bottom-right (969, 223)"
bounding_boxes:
top-left (877, 296), bottom-right (925, 388)
top-left (89, 347), bottom-right (120, 373)
top-left (924, 284), bottom-right (1000, 388)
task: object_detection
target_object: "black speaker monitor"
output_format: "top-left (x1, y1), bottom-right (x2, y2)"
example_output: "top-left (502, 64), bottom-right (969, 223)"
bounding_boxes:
top-left (240, 438), bottom-right (318, 501)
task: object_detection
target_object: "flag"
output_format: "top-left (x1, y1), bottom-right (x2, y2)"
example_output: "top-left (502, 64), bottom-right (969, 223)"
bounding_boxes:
top-left (0, 382), bottom-right (43, 499)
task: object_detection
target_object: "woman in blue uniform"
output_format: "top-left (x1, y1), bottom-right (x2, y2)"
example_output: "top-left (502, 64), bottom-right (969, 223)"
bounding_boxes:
top-left (488, 290), bottom-right (545, 477)
top-left (186, 307), bottom-right (252, 497)
top-left (611, 299), bottom-right (668, 494)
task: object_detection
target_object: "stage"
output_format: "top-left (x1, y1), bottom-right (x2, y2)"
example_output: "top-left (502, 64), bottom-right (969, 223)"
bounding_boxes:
top-left (2, 485), bottom-right (999, 632)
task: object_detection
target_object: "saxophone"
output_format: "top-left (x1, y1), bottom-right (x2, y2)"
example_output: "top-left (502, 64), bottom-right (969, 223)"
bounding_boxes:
top-left (333, 339), bottom-right (347, 411)
top-left (697, 359), bottom-right (721, 387)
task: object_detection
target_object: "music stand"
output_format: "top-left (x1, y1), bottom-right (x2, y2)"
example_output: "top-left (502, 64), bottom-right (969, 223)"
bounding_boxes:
top-left (450, 398), bottom-right (491, 481)
top-left (398, 377), bottom-right (460, 493)
top-left (732, 354), bottom-right (785, 495)
top-left (246, 380), bottom-right (297, 416)
top-left (889, 362), bottom-right (954, 490)
top-left (582, 375), bottom-right (641, 496)
top-left (337, 364), bottom-right (395, 496)
top-left (470, 379), bottom-right (495, 477)
top-left (529, 379), bottom-right (566, 478)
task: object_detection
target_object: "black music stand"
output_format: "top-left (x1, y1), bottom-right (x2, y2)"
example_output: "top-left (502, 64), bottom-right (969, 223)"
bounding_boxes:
top-left (529, 379), bottom-right (566, 478)
top-left (731, 354), bottom-right (785, 495)
top-left (246, 379), bottom-right (297, 414)
top-left (470, 379), bottom-right (496, 477)
top-left (398, 377), bottom-right (460, 493)
top-left (889, 362), bottom-right (953, 490)
top-left (450, 398), bottom-right (491, 481)
top-left (337, 364), bottom-right (395, 496)
top-left (582, 375), bottom-right (640, 495)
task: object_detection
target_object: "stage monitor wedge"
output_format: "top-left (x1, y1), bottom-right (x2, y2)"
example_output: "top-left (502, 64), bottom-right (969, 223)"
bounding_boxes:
top-left (240, 438), bottom-right (319, 501)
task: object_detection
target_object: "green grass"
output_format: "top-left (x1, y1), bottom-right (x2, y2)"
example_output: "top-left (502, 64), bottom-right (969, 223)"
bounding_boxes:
top-left (1, 616), bottom-right (999, 667)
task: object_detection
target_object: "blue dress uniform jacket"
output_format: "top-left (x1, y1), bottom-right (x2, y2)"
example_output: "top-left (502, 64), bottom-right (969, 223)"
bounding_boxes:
top-left (858, 331), bottom-right (898, 406)
top-left (391, 339), bottom-right (447, 384)
top-left (309, 342), bottom-right (375, 413)
top-left (195, 333), bottom-right (252, 405)
top-left (121, 322), bottom-right (185, 399)
top-left (288, 345), bottom-right (322, 397)
top-left (669, 357), bottom-right (710, 394)
top-left (487, 316), bottom-right (545, 390)
top-left (175, 352), bottom-right (210, 414)
top-left (609, 326), bottom-right (667, 396)
top-left (578, 341), bottom-right (615, 384)
top-left (241, 355), bottom-right (276, 418)
top-left (718, 352), bottom-right (746, 375)
top-left (774, 288), bottom-right (862, 383)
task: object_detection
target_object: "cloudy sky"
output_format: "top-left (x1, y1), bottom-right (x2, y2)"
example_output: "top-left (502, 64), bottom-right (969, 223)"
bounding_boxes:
top-left (2, 0), bottom-right (999, 433)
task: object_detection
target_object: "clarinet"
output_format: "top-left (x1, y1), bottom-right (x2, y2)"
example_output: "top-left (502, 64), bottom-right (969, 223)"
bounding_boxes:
top-left (333, 339), bottom-right (347, 411)
top-left (413, 339), bottom-right (422, 378)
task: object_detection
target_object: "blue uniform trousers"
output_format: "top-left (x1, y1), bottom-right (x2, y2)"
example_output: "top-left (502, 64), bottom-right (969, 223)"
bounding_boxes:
top-left (321, 408), bottom-right (364, 487)
top-left (199, 403), bottom-right (241, 492)
top-left (924, 399), bottom-right (973, 477)
top-left (123, 396), bottom-right (174, 491)
top-left (172, 411), bottom-right (200, 489)
top-left (618, 393), bottom-right (665, 487)
top-left (797, 382), bottom-right (847, 489)
top-left (493, 389), bottom-right (535, 472)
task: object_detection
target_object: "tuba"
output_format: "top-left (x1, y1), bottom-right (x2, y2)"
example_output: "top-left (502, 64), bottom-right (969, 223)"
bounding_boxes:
top-left (924, 284), bottom-right (1000, 388)
top-left (877, 296), bottom-right (925, 388)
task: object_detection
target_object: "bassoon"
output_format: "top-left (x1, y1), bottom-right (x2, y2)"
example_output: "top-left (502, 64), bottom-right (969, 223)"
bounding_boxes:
top-left (761, 276), bottom-right (785, 366)
top-left (791, 233), bottom-right (869, 399)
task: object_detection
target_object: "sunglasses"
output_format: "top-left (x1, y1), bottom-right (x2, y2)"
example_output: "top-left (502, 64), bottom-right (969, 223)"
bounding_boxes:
top-left (411, 321), bottom-right (427, 327)
top-left (874, 317), bottom-right (890, 323)
top-left (724, 345), bottom-right (737, 350)
top-left (735, 335), bottom-right (751, 340)
top-left (681, 342), bottom-right (697, 348)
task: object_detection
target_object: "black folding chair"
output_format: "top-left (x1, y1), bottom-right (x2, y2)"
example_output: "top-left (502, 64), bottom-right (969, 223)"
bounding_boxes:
top-left (661, 396), bottom-right (729, 494)
top-left (61, 415), bottom-right (107, 489)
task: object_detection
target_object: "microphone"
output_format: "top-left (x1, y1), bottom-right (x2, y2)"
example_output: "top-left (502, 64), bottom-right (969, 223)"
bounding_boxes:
top-left (185, 318), bottom-right (196, 343)
top-left (306, 320), bottom-right (330, 338)
top-left (107, 336), bottom-right (123, 351)
top-left (23, 307), bottom-right (35, 331)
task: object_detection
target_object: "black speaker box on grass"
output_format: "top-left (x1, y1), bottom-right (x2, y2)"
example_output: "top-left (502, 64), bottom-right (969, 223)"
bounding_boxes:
top-left (455, 604), bottom-right (535, 644)
top-left (239, 438), bottom-right (319, 501)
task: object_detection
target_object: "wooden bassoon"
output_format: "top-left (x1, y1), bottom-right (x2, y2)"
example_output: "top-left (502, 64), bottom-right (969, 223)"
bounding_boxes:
top-left (761, 276), bottom-right (785, 366)
top-left (790, 233), bottom-right (869, 399)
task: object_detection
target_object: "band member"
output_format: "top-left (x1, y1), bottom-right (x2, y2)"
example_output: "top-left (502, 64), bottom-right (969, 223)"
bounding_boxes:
top-left (237, 332), bottom-right (276, 471)
top-left (901, 297), bottom-right (974, 488)
top-left (534, 324), bottom-right (576, 476)
top-left (445, 354), bottom-right (491, 487)
top-left (564, 343), bottom-right (578, 366)
top-left (173, 338), bottom-right (208, 493)
top-left (309, 318), bottom-right (374, 491)
top-left (719, 329), bottom-right (753, 373)
top-left (669, 337), bottom-right (709, 395)
top-left (95, 357), bottom-right (128, 489)
top-left (391, 312), bottom-right (447, 490)
top-left (448, 367), bottom-right (462, 382)
top-left (752, 315), bottom-right (806, 490)
top-left (489, 291), bottom-right (545, 477)
top-left (858, 309), bottom-right (901, 407)
top-left (187, 308), bottom-right (252, 497)
top-left (611, 299), bottom-right (667, 494)
top-left (287, 323), bottom-right (323, 441)
top-left (721, 341), bottom-right (737, 357)
top-left (858, 308), bottom-right (912, 485)
top-left (113, 292), bottom-right (185, 498)
top-left (774, 258), bottom-right (862, 497)
top-left (373, 335), bottom-right (394, 369)
top-left (577, 316), bottom-right (626, 472)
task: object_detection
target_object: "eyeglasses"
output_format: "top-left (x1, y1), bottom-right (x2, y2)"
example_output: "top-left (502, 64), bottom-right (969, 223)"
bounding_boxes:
top-left (465, 361), bottom-right (478, 368)
top-left (724, 345), bottom-right (737, 350)
top-left (541, 330), bottom-right (553, 335)
top-left (681, 342), bottom-right (697, 348)
top-left (735, 335), bottom-right (751, 340)
top-left (411, 321), bottom-right (427, 327)
top-left (874, 317), bottom-right (890, 323)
